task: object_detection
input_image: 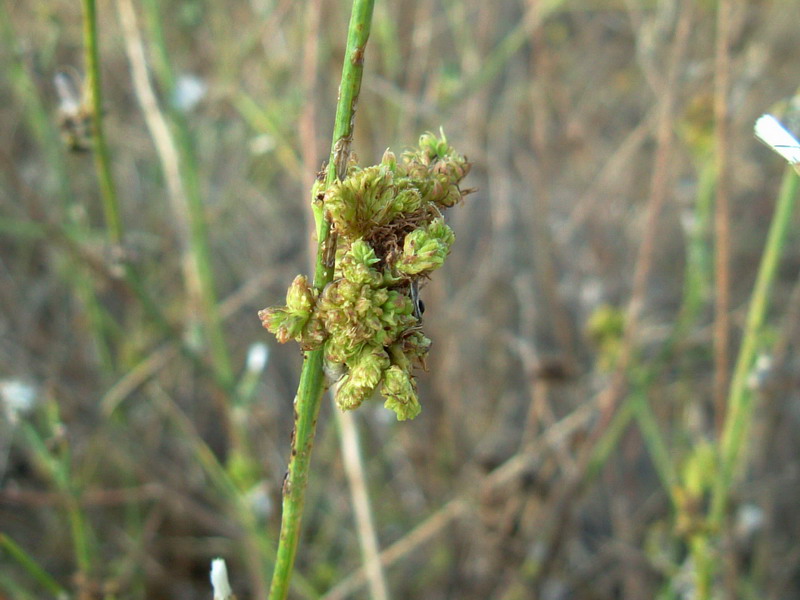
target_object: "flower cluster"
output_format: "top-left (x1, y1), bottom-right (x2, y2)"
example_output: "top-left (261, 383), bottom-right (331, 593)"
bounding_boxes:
top-left (259, 131), bottom-right (470, 420)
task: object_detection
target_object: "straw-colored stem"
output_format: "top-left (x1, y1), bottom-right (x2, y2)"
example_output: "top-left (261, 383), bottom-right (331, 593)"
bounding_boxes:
top-left (335, 407), bottom-right (390, 600)
top-left (140, 0), bottom-right (234, 386)
top-left (268, 1), bottom-right (375, 597)
top-left (82, 0), bottom-right (217, 379)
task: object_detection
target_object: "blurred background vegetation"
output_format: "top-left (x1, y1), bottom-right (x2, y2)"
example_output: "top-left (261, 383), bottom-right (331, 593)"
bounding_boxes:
top-left (3, 0), bottom-right (800, 598)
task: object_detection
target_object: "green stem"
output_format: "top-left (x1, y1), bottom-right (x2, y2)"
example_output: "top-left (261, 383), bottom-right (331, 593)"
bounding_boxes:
top-left (698, 169), bottom-right (799, 592)
top-left (675, 157), bottom-right (715, 340)
top-left (630, 158), bottom-right (715, 509)
top-left (268, 1), bottom-right (376, 598)
top-left (690, 535), bottom-right (714, 599)
top-left (148, 389), bottom-right (324, 598)
top-left (710, 169), bottom-right (798, 522)
top-left (19, 417), bottom-right (96, 582)
top-left (82, 0), bottom-right (123, 244)
top-left (630, 376), bottom-right (679, 497)
top-left (0, 534), bottom-right (66, 597)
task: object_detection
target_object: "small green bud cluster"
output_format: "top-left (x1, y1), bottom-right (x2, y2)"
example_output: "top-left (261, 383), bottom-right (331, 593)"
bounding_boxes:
top-left (586, 304), bottom-right (625, 372)
top-left (396, 220), bottom-right (456, 275)
top-left (260, 131), bottom-right (470, 420)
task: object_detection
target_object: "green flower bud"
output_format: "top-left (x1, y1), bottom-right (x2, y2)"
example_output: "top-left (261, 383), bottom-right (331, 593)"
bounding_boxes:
top-left (325, 165), bottom-right (398, 238)
top-left (335, 374), bottom-right (367, 411)
top-left (259, 274), bottom-right (325, 345)
top-left (380, 365), bottom-right (421, 420)
top-left (339, 239), bottom-right (382, 285)
top-left (260, 130), bottom-right (470, 420)
top-left (258, 307), bottom-right (306, 344)
top-left (391, 187), bottom-right (423, 215)
top-left (352, 346), bottom-right (390, 390)
top-left (432, 155), bottom-right (471, 183)
top-left (396, 330), bottom-right (432, 365)
top-left (335, 346), bottom-right (390, 411)
top-left (417, 130), bottom-right (451, 162)
top-left (319, 281), bottom-right (389, 362)
top-left (419, 173), bottom-right (462, 207)
top-left (401, 160), bottom-right (429, 182)
top-left (427, 219), bottom-right (456, 246)
top-left (286, 275), bottom-right (315, 314)
top-left (325, 336), bottom-right (364, 365)
top-left (318, 279), bottom-right (357, 313)
top-left (387, 330), bottom-right (431, 374)
top-left (350, 239), bottom-right (379, 267)
top-left (395, 220), bottom-right (455, 275)
top-left (324, 181), bottom-right (359, 236)
top-left (379, 291), bottom-right (414, 332)
top-left (358, 166), bottom-right (395, 218)
top-left (381, 148), bottom-right (397, 171)
top-left (299, 313), bottom-right (327, 350)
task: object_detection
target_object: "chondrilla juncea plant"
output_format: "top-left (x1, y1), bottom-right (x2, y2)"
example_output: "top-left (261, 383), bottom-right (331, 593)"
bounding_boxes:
top-left (258, 0), bottom-right (470, 595)
top-left (8, 2), bottom-right (800, 598)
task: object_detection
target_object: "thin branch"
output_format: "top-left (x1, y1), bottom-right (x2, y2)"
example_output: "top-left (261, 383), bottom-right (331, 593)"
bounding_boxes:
top-left (713, 0), bottom-right (733, 431)
top-left (82, 0), bottom-right (123, 243)
top-left (335, 407), bottom-right (390, 600)
top-left (268, 2), bottom-right (376, 597)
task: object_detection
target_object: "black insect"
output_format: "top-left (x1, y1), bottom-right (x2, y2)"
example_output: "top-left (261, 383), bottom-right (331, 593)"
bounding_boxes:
top-left (410, 280), bottom-right (425, 321)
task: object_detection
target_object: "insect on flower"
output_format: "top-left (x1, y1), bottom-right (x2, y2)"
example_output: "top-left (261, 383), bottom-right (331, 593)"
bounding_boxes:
top-left (410, 280), bottom-right (425, 321)
top-left (54, 70), bottom-right (92, 152)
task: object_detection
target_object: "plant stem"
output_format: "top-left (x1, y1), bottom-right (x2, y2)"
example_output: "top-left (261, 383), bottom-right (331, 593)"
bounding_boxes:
top-left (82, 0), bottom-right (123, 244)
top-left (710, 169), bottom-right (799, 523)
top-left (138, 0), bottom-right (235, 386)
top-left (712, 0), bottom-right (733, 429)
top-left (0, 534), bottom-right (66, 597)
top-left (268, 1), bottom-right (375, 598)
top-left (335, 409), bottom-right (390, 600)
top-left (19, 417), bottom-right (96, 584)
top-left (693, 169), bottom-right (799, 595)
top-left (82, 0), bottom-right (235, 390)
